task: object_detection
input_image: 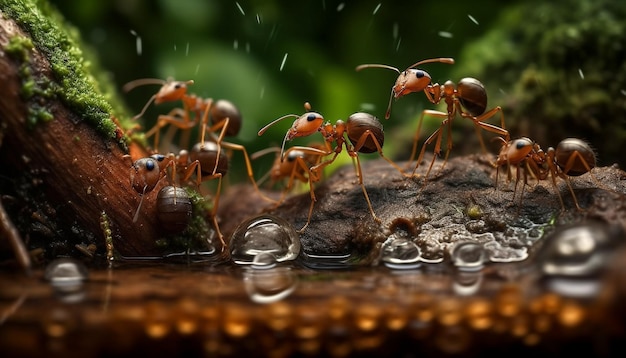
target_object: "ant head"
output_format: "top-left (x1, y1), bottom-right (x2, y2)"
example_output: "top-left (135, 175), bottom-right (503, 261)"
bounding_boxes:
top-left (393, 69), bottom-right (432, 99)
top-left (496, 137), bottom-right (534, 166)
top-left (155, 80), bottom-right (194, 104)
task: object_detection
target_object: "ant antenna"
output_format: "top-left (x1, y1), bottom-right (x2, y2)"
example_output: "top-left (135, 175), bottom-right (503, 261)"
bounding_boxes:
top-left (132, 185), bottom-right (148, 223)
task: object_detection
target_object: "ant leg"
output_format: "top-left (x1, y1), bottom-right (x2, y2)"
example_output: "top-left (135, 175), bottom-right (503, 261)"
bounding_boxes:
top-left (408, 109), bottom-right (448, 170)
top-left (298, 170), bottom-right (318, 233)
top-left (351, 130), bottom-right (406, 177)
top-left (220, 141), bottom-right (278, 204)
top-left (352, 153), bottom-right (380, 223)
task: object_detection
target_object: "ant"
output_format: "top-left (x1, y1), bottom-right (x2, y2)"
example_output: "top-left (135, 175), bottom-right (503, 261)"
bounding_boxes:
top-left (356, 58), bottom-right (510, 181)
top-left (123, 78), bottom-right (240, 159)
top-left (494, 137), bottom-right (597, 210)
top-left (123, 144), bottom-right (227, 248)
top-left (124, 78), bottom-right (273, 202)
top-left (251, 144), bottom-right (328, 227)
top-left (258, 102), bottom-right (405, 230)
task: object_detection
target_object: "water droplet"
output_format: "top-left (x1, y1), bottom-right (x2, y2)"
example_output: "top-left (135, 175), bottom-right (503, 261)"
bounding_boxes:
top-left (381, 238), bottom-right (421, 270)
top-left (230, 214), bottom-right (301, 265)
top-left (450, 242), bottom-right (486, 271)
top-left (537, 222), bottom-right (622, 298)
top-left (44, 258), bottom-right (88, 302)
top-left (243, 267), bottom-right (297, 304)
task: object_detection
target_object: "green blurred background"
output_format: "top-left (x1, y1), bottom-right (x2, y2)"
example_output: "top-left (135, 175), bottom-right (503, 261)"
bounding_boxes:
top-left (49, 0), bottom-right (626, 182)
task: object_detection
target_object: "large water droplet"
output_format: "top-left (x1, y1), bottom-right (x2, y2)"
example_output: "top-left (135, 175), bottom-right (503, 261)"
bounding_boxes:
top-left (450, 241), bottom-right (486, 271)
top-left (381, 237), bottom-right (421, 269)
top-left (537, 222), bottom-right (623, 298)
top-left (230, 214), bottom-right (301, 265)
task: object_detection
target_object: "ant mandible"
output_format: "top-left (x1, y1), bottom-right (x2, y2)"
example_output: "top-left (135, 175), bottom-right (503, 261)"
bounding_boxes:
top-left (494, 137), bottom-right (597, 210)
top-left (258, 102), bottom-right (405, 230)
top-left (356, 58), bottom-right (510, 181)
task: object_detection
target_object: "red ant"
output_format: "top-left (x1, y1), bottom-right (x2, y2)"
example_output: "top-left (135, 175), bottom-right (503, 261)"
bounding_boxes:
top-left (494, 137), bottom-right (597, 210)
top-left (258, 103), bottom-right (405, 230)
top-left (124, 78), bottom-right (273, 203)
top-left (123, 143), bottom-right (227, 248)
top-left (356, 58), bottom-right (510, 181)
top-left (123, 78), bottom-right (240, 157)
top-left (252, 144), bottom-right (328, 229)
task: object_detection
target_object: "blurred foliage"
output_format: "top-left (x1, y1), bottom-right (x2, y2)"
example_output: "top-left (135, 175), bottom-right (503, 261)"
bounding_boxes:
top-left (47, 0), bottom-right (625, 183)
top-left (451, 0), bottom-right (626, 168)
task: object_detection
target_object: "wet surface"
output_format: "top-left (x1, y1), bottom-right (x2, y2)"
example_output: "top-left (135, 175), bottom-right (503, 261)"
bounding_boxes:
top-left (2, 235), bottom-right (626, 358)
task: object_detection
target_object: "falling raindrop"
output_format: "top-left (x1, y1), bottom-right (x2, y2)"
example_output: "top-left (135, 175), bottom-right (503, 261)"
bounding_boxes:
top-left (438, 31), bottom-right (453, 39)
top-left (467, 14), bottom-right (479, 25)
top-left (280, 53), bottom-right (288, 71)
top-left (230, 214), bottom-right (301, 265)
top-left (381, 237), bottom-right (421, 270)
top-left (372, 3), bottom-right (381, 15)
top-left (235, 2), bottom-right (245, 16)
top-left (130, 29), bottom-right (142, 56)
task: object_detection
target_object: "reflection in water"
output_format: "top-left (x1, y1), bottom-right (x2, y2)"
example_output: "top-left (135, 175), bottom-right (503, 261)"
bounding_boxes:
top-left (1, 222), bottom-right (625, 357)
top-left (244, 267), bottom-right (297, 304)
top-left (230, 214), bottom-right (301, 265)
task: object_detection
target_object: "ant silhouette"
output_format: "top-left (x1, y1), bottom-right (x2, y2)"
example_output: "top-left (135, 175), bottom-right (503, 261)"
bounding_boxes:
top-left (258, 102), bottom-right (405, 230)
top-left (356, 58), bottom-right (510, 182)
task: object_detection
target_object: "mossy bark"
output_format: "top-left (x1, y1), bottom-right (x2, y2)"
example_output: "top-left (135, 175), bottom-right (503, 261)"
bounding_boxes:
top-left (0, 4), bottom-right (187, 259)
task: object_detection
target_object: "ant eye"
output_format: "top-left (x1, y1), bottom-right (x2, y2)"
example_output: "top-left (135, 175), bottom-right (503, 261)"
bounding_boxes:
top-left (414, 70), bottom-right (425, 78)
top-left (516, 141), bottom-right (527, 149)
top-left (174, 83), bottom-right (182, 89)
top-left (146, 160), bottom-right (156, 171)
top-left (307, 114), bottom-right (317, 122)
top-left (153, 154), bottom-right (165, 162)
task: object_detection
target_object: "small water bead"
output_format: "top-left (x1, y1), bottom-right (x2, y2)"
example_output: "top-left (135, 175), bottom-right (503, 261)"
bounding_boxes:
top-left (450, 241), bottom-right (486, 271)
top-left (44, 258), bottom-right (88, 303)
top-left (230, 214), bottom-right (301, 265)
top-left (381, 237), bottom-right (421, 269)
top-left (44, 258), bottom-right (88, 289)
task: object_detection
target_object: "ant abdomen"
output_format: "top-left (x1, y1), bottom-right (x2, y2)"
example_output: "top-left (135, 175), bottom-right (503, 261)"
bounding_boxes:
top-left (190, 142), bottom-right (230, 176)
top-left (211, 100), bottom-right (242, 136)
top-left (555, 138), bottom-right (596, 176)
top-left (457, 77), bottom-right (488, 117)
top-left (157, 186), bottom-right (192, 233)
top-left (346, 112), bottom-right (384, 154)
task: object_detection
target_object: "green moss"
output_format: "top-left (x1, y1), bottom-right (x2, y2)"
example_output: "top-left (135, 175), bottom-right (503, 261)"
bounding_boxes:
top-left (1, 0), bottom-right (132, 149)
top-left (452, 0), bottom-right (626, 168)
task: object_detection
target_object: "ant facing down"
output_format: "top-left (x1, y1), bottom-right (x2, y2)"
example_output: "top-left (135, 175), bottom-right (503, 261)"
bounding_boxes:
top-left (356, 58), bottom-right (510, 183)
top-left (258, 102), bottom-right (405, 231)
top-left (122, 143), bottom-right (228, 249)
